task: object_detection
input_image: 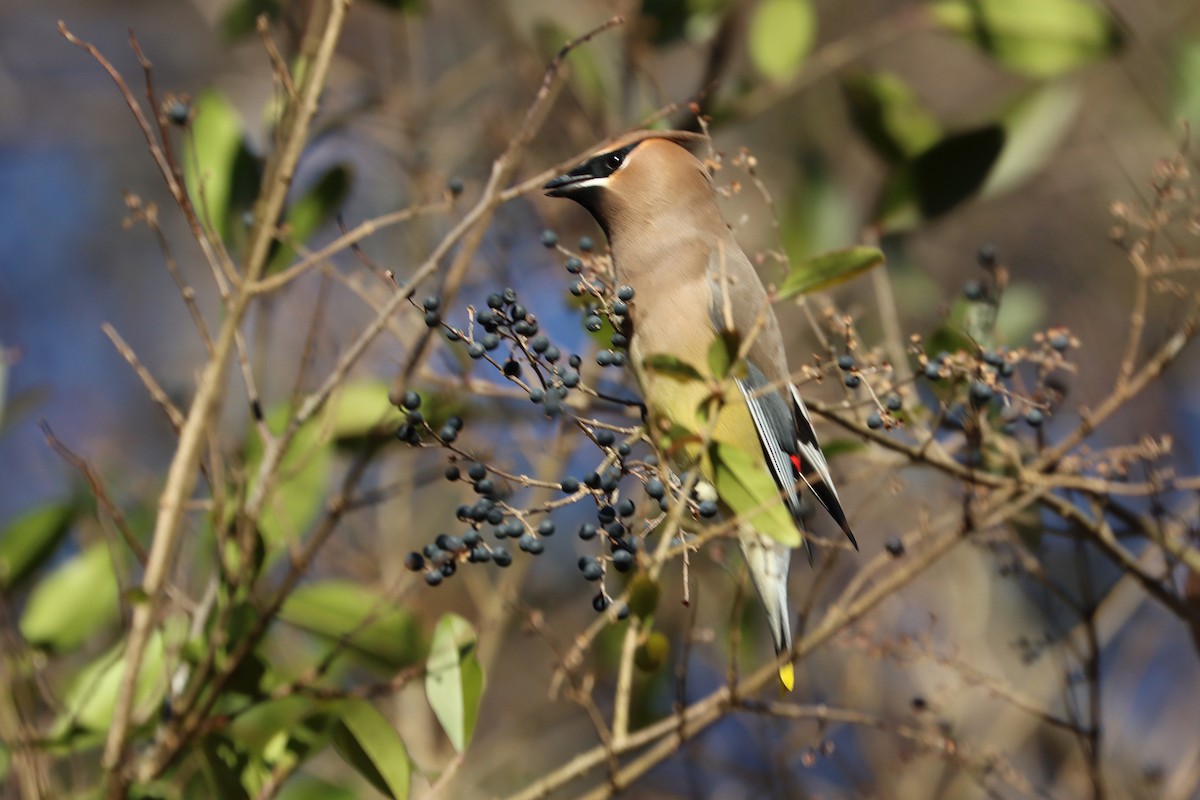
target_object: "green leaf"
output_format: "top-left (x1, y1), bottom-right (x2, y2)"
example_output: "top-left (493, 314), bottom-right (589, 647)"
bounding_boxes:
top-left (183, 89), bottom-right (260, 246)
top-left (931, 0), bottom-right (1123, 78)
top-left (330, 381), bottom-right (405, 442)
top-left (267, 165), bottom-right (352, 274)
top-left (331, 700), bottom-right (410, 800)
top-left (1174, 38), bottom-right (1200, 126)
top-left (878, 126), bottom-right (1005, 227)
top-left (641, 354), bottom-right (705, 383)
top-left (982, 83), bottom-right (1081, 200)
top-left (777, 246), bottom-right (884, 299)
top-left (278, 580), bottom-right (422, 670)
top-left (425, 614), bottom-right (484, 753)
top-left (0, 500), bottom-right (80, 592)
top-left (748, 0), bottom-right (817, 83)
top-left (0, 742), bottom-right (8, 784)
top-left (20, 542), bottom-right (119, 651)
top-left (817, 438), bottom-right (866, 460)
top-left (842, 71), bottom-right (941, 164)
top-left (201, 733), bottom-right (257, 800)
top-left (245, 405), bottom-right (333, 549)
top-left (366, 0), bottom-right (422, 11)
top-left (706, 329), bottom-right (743, 380)
top-left (710, 442), bottom-right (800, 547)
top-left (220, 0), bottom-right (283, 41)
top-left (535, 21), bottom-right (610, 117)
top-left (54, 634), bottom-right (167, 734)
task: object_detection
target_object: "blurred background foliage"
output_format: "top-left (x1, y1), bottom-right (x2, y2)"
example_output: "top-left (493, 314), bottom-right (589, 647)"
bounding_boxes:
top-left (2, 0), bottom-right (1200, 798)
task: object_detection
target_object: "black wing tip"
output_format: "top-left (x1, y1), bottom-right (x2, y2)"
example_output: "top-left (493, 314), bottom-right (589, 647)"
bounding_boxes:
top-left (842, 524), bottom-right (859, 551)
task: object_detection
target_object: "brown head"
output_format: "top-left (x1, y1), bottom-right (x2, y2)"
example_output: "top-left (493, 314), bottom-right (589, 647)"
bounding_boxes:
top-left (544, 130), bottom-right (719, 243)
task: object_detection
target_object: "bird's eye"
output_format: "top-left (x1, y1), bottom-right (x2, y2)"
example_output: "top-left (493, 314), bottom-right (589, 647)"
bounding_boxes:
top-left (606, 153), bottom-right (623, 170)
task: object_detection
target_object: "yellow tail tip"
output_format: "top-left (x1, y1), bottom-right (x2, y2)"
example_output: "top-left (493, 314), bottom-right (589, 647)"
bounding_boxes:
top-left (778, 663), bottom-right (795, 692)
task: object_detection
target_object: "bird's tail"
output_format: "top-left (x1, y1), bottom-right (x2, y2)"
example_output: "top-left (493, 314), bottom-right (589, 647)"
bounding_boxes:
top-left (738, 526), bottom-right (794, 691)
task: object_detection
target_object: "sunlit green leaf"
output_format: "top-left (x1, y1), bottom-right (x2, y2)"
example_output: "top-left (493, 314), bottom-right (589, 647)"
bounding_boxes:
top-left (279, 580), bottom-right (422, 670)
top-left (245, 405), bottom-right (332, 549)
top-left (777, 246), bottom-right (884, 299)
top-left (20, 542), bottom-right (119, 651)
top-left (53, 634), bottom-right (167, 734)
top-left (425, 614), bottom-right (484, 753)
top-left (818, 438), bottom-right (866, 460)
top-left (842, 71), bottom-right (941, 164)
top-left (931, 0), bottom-right (1123, 78)
top-left (982, 83), bottom-right (1081, 200)
top-left (706, 329), bottom-right (743, 380)
top-left (748, 0), bottom-right (817, 83)
top-left (641, 354), bottom-right (704, 383)
top-left (0, 500), bottom-right (80, 592)
top-left (330, 381), bottom-right (405, 442)
top-left (267, 165), bottom-right (352, 274)
top-left (331, 700), bottom-right (409, 800)
top-left (183, 89), bottom-right (260, 247)
top-left (710, 442), bottom-right (799, 547)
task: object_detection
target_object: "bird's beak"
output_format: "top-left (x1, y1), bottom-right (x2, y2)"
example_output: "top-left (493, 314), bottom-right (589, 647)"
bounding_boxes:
top-left (543, 169), bottom-right (590, 197)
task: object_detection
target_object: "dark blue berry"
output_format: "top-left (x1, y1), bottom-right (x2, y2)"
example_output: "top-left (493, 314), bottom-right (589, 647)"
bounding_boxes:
top-left (537, 520), bottom-right (556, 536)
top-left (593, 593), bottom-right (610, 612)
top-left (698, 500), bottom-right (718, 518)
top-left (617, 498), bottom-right (636, 517)
top-left (867, 412), bottom-right (884, 430)
top-left (404, 552), bottom-right (425, 571)
top-left (447, 177), bottom-right (464, 196)
top-left (565, 257), bottom-right (582, 274)
top-left (422, 296), bottom-right (440, 311)
top-left (1025, 408), bottom-right (1045, 427)
top-left (444, 465), bottom-right (461, 481)
top-left (612, 548), bottom-right (635, 572)
top-left (584, 315), bottom-right (603, 332)
top-left (837, 355), bottom-right (855, 371)
top-left (578, 523), bottom-right (598, 540)
top-left (424, 570), bottom-right (443, 587)
top-left (617, 285), bottom-right (635, 301)
top-left (468, 463), bottom-right (487, 481)
top-left (885, 394), bottom-right (902, 411)
top-left (493, 547), bottom-right (512, 567)
top-left (885, 537), bottom-right (905, 557)
top-left (540, 229), bottom-right (558, 248)
top-left (844, 374), bottom-right (861, 388)
top-left (645, 479), bottom-right (665, 499)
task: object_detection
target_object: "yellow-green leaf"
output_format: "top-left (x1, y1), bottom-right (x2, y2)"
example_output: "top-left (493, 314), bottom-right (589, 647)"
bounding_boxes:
top-left (53, 634), bottom-right (167, 734)
top-left (20, 542), bottom-right (119, 651)
top-left (710, 443), bottom-right (799, 547)
top-left (329, 381), bottom-right (405, 442)
top-left (1174, 38), bottom-right (1200, 127)
top-left (245, 405), bottom-right (332, 549)
top-left (706, 329), bottom-right (744, 381)
top-left (331, 699), bottom-right (410, 800)
top-left (279, 580), bottom-right (421, 670)
top-left (777, 246), bottom-right (884, 299)
top-left (749, 0), bottom-right (817, 83)
top-left (931, 0), bottom-right (1123, 78)
top-left (425, 614), bottom-right (484, 753)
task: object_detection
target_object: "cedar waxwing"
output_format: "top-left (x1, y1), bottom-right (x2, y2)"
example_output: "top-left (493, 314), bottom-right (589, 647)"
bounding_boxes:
top-left (545, 130), bottom-right (856, 690)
